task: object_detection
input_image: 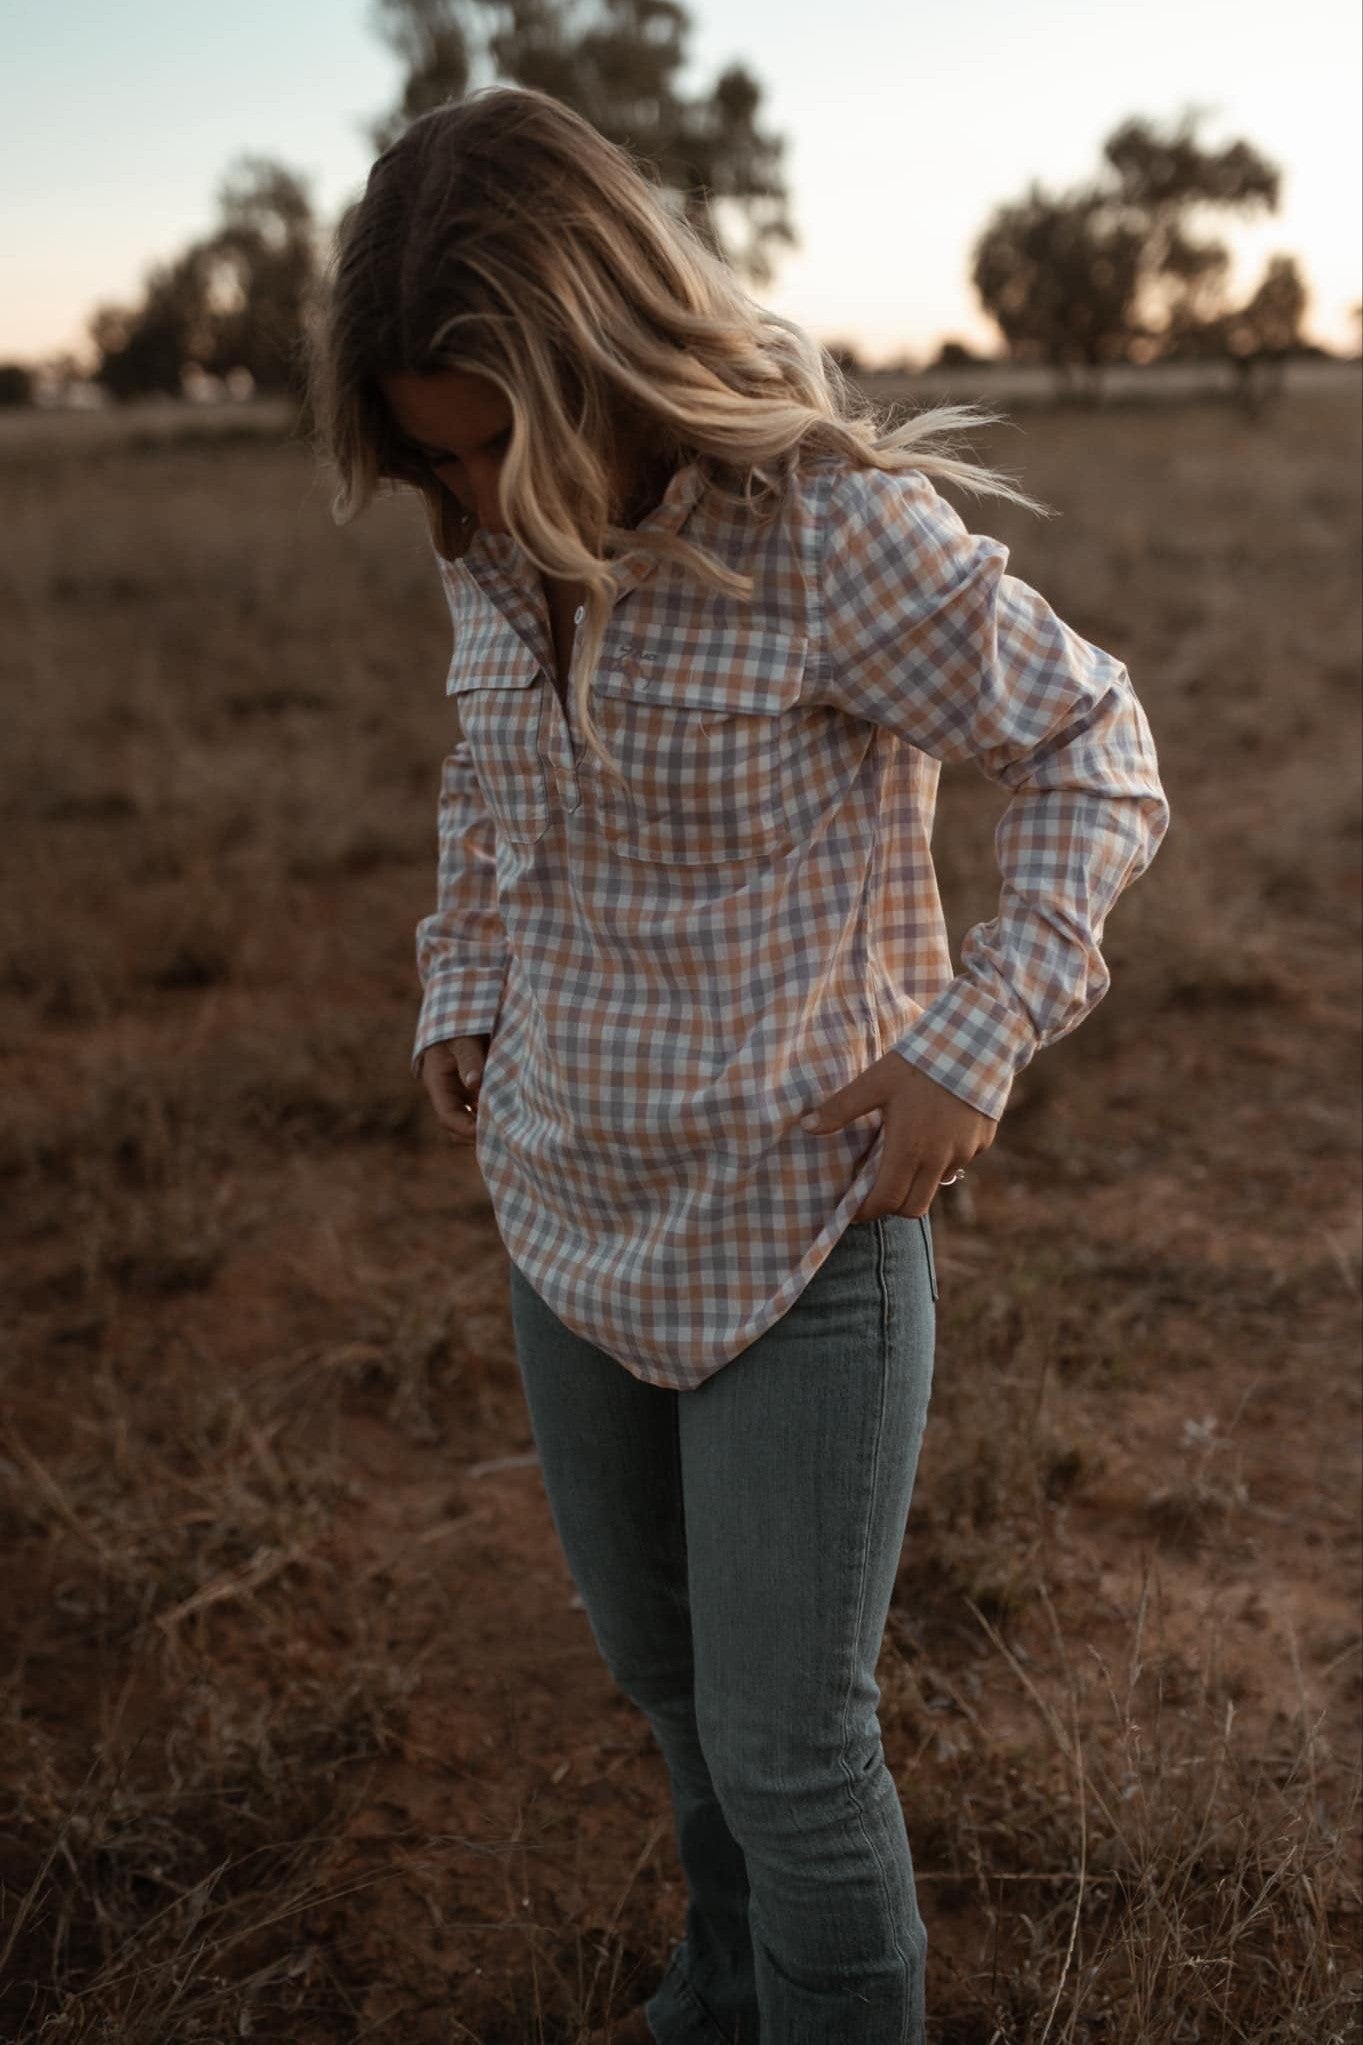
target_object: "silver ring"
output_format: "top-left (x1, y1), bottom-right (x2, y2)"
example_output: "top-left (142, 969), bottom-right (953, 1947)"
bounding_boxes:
top-left (940, 1168), bottom-right (966, 1186)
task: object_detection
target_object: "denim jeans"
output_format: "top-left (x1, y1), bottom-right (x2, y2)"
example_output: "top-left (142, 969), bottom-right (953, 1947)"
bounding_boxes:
top-left (506, 1210), bottom-right (939, 2043)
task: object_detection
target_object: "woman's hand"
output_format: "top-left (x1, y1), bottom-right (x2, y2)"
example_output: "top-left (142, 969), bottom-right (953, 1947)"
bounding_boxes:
top-left (419, 1034), bottom-right (491, 1146)
top-left (800, 1050), bottom-right (997, 1219)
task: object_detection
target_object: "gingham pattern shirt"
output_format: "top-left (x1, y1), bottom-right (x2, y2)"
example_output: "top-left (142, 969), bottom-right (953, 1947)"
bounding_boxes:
top-left (412, 454), bottom-right (1170, 1388)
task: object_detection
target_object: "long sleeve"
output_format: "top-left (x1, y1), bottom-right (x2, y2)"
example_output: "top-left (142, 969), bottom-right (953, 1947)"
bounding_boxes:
top-left (410, 738), bottom-right (510, 1079)
top-left (818, 461), bottom-right (1171, 1122)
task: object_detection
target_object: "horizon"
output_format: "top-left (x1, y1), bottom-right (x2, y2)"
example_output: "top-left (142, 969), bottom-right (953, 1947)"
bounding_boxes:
top-left (5, 0), bottom-right (1360, 370)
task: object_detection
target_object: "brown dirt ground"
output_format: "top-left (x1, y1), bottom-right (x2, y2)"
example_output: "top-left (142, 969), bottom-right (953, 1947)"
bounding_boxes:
top-left (0, 387), bottom-right (1359, 2042)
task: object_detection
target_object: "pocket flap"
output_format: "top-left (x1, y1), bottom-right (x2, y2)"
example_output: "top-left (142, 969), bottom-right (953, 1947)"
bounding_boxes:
top-left (446, 624), bottom-right (542, 695)
top-left (591, 629), bottom-right (807, 717)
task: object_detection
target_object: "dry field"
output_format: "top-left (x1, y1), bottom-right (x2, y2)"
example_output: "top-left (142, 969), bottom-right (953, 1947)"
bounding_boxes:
top-left (1, 389), bottom-right (1359, 2042)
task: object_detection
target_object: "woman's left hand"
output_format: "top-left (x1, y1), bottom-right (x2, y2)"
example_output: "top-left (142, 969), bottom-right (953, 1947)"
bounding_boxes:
top-left (800, 1050), bottom-right (997, 1220)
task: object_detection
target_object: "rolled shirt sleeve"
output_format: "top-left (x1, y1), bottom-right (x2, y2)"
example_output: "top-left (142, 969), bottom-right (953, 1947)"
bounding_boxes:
top-left (819, 461), bottom-right (1171, 1122)
top-left (410, 738), bottom-right (510, 1079)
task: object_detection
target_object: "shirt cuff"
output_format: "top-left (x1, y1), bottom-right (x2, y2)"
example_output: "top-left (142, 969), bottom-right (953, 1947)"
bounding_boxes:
top-left (887, 980), bottom-right (1035, 1123)
top-left (411, 968), bottom-right (508, 1080)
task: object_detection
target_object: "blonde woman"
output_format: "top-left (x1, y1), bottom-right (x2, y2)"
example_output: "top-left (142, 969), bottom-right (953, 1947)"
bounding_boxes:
top-left (308, 85), bottom-right (1170, 2045)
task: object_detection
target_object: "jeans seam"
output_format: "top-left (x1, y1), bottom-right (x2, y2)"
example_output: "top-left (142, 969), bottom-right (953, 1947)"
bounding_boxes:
top-left (669, 1392), bottom-right (691, 1636)
top-left (917, 1212), bottom-right (939, 1301)
top-left (835, 1216), bottom-right (913, 2035)
top-left (670, 1393), bottom-right (684, 1546)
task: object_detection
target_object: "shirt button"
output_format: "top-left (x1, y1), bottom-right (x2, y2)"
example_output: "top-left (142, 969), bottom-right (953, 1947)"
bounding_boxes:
top-left (573, 605), bottom-right (585, 624)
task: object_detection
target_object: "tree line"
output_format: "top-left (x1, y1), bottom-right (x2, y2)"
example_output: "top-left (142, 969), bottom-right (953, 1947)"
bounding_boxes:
top-left (0, 0), bottom-right (1346, 413)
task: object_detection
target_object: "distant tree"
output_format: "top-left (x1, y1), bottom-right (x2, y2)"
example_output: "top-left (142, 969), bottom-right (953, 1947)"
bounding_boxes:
top-left (91, 246), bottom-right (216, 400)
top-left (90, 157), bottom-right (321, 402)
top-left (930, 338), bottom-right (990, 369)
top-left (0, 363), bottom-right (34, 407)
top-left (197, 158), bottom-right (322, 395)
top-left (1231, 252), bottom-right (1308, 357)
top-left (372, 0), bottom-right (473, 119)
top-left (1230, 253), bottom-right (1308, 413)
top-left (370, 0), bottom-right (796, 285)
top-left (1168, 252), bottom-right (1309, 415)
top-left (971, 105), bottom-right (1284, 401)
top-left (972, 185), bottom-right (1146, 395)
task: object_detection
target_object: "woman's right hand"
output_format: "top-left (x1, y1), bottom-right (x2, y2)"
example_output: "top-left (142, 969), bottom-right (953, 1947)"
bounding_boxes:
top-left (418, 1034), bottom-right (490, 1146)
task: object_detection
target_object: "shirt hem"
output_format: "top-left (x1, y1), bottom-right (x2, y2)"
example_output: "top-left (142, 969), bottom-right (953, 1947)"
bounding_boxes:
top-left (575, 1146), bottom-right (886, 1390)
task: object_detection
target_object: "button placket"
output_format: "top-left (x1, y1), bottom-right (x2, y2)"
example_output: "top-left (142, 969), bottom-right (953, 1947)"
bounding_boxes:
top-left (542, 605), bottom-right (587, 812)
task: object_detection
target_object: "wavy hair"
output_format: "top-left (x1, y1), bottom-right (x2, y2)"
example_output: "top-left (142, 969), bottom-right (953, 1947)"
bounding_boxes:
top-left (306, 83), bottom-right (1052, 782)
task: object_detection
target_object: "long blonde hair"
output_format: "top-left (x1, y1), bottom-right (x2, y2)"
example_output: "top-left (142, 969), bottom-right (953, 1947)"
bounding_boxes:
top-left (306, 83), bottom-right (1051, 782)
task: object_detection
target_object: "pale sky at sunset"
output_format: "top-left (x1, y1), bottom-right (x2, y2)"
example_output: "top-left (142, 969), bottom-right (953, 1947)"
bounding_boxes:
top-left (4, 0), bottom-right (1360, 368)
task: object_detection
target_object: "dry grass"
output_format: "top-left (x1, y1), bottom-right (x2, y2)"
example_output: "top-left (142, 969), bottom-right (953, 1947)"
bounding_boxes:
top-left (1, 389), bottom-right (1359, 2041)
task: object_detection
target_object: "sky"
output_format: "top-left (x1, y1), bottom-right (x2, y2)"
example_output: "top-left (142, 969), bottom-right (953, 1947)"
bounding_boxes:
top-left (3, 0), bottom-right (1360, 369)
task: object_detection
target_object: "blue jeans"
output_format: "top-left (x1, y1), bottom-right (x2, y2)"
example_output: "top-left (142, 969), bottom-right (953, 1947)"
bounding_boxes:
top-left (506, 1211), bottom-right (939, 2043)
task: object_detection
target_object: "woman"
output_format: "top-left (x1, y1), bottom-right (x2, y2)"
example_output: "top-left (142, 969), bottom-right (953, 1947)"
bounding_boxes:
top-left (307, 83), bottom-right (1170, 2043)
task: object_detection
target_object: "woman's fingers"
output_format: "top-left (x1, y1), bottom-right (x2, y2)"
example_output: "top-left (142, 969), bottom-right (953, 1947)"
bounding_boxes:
top-left (422, 1040), bottom-right (483, 1143)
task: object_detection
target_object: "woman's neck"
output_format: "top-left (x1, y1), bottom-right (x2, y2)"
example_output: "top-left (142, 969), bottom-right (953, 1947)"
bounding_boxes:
top-left (615, 446), bottom-right (675, 529)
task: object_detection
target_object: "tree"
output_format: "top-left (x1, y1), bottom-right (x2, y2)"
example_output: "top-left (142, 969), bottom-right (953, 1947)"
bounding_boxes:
top-left (930, 339), bottom-right (992, 370)
top-left (972, 184), bottom-right (1147, 392)
top-left (1168, 252), bottom-right (1309, 416)
top-left (1228, 253), bottom-right (1307, 357)
top-left (370, 0), bottom-right (795, 285)
top-left (0, 363), bottom-right (34, 407)
top-left (90, 157), bottom-right (321, 401)
top-left (90, 246), bottom-right (217, 400)
top-left (971, 105), bottom-right (1285, 399)
top-left (198, 158), bottom-right (322, 394)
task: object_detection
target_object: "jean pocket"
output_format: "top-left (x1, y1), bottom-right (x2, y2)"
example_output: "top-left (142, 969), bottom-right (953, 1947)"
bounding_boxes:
top-left (917, 1213), bottom-right (939, 1302)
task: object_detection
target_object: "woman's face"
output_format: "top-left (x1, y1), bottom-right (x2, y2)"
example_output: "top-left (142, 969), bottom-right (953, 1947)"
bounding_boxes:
top-left (378, 366), bottom-right (665, 538)
top-left (379, 367), bottom-right (514, 533)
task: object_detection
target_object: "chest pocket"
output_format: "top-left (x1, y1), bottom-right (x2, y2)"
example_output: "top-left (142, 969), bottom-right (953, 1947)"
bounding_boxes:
top-left (582, 629), bottom-right (817, 865)
top-left (447, 633), bottom-right (552, 848)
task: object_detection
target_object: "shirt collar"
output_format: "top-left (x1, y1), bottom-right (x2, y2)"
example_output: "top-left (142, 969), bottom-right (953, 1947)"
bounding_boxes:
top-left (462, 457), bottom-right (709, 599)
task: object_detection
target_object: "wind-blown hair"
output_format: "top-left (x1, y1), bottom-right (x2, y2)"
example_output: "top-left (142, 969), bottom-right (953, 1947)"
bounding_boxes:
top-left (306, 83), bottom-right (1052, 782)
